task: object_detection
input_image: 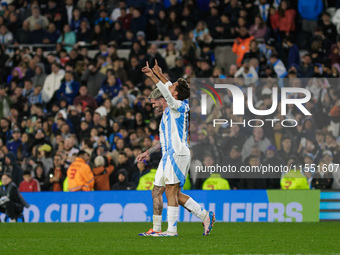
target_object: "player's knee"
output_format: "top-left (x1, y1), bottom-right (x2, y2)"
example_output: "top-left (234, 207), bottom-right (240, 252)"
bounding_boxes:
top-left (165, 185), bottom-right (177, 197)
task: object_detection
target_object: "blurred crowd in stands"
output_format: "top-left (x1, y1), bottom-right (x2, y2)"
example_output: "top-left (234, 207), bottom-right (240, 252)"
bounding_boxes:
top-left (0, 0), bottom-right (339, 192)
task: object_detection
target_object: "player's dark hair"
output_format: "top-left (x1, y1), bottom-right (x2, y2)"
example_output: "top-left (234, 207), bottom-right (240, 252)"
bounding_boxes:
top-left (176, 78), bottom-right (190, 101)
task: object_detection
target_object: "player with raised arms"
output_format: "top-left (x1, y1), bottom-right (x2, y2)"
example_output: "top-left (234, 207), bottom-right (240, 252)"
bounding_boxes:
top-left (137, 60), bottom-right (215, 237)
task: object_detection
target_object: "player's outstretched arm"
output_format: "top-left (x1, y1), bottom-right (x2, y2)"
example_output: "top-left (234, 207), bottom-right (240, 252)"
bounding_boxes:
top-left (142, 61), bottom-right (160, 84)
top-left (147, 141), bottom-right (161, 155)
top-left (152, 60), bottom-right (170, 85)
top-left (136, 151), bottom-right (148, 163)
top-left (136, 142), bottom-right (161, 163)
top-left (142, 62), bottom-right (180, 109)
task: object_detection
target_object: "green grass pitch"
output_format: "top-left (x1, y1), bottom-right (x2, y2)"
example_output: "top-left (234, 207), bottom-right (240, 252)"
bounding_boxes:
top-left (0, 222), bottom-right (339, 254)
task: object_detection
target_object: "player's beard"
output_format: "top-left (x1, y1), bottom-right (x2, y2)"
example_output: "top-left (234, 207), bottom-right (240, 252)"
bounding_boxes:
top-left (156, 106), bottom-right (163, 113)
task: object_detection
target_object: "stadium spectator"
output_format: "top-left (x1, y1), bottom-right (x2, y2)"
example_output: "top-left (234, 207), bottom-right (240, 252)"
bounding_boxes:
top-left (283, 36), bottom-right (300, 68)
top-left (45, 154), bottom-right (67, 192)
top-left (81, 0), bottom-right (95, 25)
top-left (28, 85), bottom-right (44, 106)
top-left (136, 167), bottom-right (156, 191)
top-left (319, 12), bottom-right (337, 43)
top-left (270, 0), bottom-right (296, 39)
top-left (220, 145), bottom-right (243, 190)
top-left (37, 144), bottom-right (53, 175)
top-left (318, 150), bottom-right (340, 190)
top-left (19, 170), bottom-right (40, 192)
top-left (234, 58), bottom-right (259, 85)
top-left (0, 90), bottom-right (11, 122)
top-left (312, 160), bottom-right (334, 189)
top-left (144, 44), bottom-right (168, 73)
top-left (118, 9), bottom-right (132, 32)
top-left (77, 19), bottom-right (91, 43)
top-left (0, 172), bottom-right (29, 222)
top-left (111, 168), bottom-right (135, 190)
top-left (270, 53), bottom-right (288, 78)
top-left (15, 20), bottom-right (30, 44)
top-left (202, 173), bottom-right (230, 190)
top-left (25, 5), bottom-right (49, 32)
top-left (249, 16), bottom-right (267, 39)
top-left (300, 54), bottom-right (314, 77)
top-left (30, 20), bottom-right (48, 45)
top-left (277, 136), bottom-right (295, 164)
top-left (94, 10), bottom-right (112, 34)
top-left (110, 1), bottom-right (128, 22)
top-left (241, 127), bottom-right (271, 161)
top-left (130, 7), bottom-right (147, 34)
top-left (81, 62), bottom-right (106, 97)
top-left (67, 150), bottom-right (94, 191)
top-left (163, 42), bottom-right (180, 69)
top-left (97, 74), bottom-right (122, 104)
top-left (169, 56), bottom-right (185, 81)
top-left (298, 0), bottom-right (323, 34)
top-left (239, 155), bottom-right (267, 189)
top-left (195, 154), bottom-right (216, 190)
top-left (63, 137), bottom-right (79, 169)
top-left (332, 7), bottom-right (340, 34)
top-left (6, 128), bottom-right (21, 156)
top-left (262, 145), bottom-right (283, 189)
top-left (64, 0), bottom-right (74, 26)
top-left (93, 155), bottom-right (115, 190)
top-left (57, 24), bottom-right (76, 52)
top-left (70, 8), bottom-right (82, 33)
top-left (56, 71), bottom-right (80, 105)
top-left (45, 0), bottom-right (60, 23)
top-left (232, 26), bottom-right (254, 67)
top-left (281, 168), bottom-right (310, 189)
top-left (0, 24), bottom-right (13, 44)
top-left (31, 64), bottom-right (47, 88)
top-left (34, 163), bottom-right (48, 191)
top-left (3, 152), bottom-right (23, 187)
top-left (73, 84), bottom-right (98, 111)
top-left (42, 62), bottom-right (65, 103)
top-left (131, 160), bottom-right (150, 187)
top-left (192, 129), bottom-right (220, 163)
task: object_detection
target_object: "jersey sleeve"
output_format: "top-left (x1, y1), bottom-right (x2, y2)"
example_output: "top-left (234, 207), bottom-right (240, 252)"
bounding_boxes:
top-left (155, 81), bottom-right (182, 110)
top-left (164, 81), bottom-right (172, 88)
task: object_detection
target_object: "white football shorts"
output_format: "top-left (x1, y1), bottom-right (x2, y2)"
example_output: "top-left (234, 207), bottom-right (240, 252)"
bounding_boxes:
top-left (154, 153), bottom-right (190, 187)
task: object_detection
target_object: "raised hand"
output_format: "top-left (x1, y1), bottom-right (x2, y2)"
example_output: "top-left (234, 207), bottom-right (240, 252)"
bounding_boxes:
top-left (136, 151), bottom-right (149, 163)
top-left (142, 61), bottom-right (154, 77)
top-left (152, 59), bottom-right (162, 75)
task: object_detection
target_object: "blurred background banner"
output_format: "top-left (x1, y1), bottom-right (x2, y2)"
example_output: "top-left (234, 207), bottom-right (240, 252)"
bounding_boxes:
top-left (0, 190), bottom-right (321, 223)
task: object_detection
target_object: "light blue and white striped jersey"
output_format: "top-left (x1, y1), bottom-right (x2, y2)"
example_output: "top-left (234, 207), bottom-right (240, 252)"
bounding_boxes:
top-left (156, 81), bottom-right (190, 156)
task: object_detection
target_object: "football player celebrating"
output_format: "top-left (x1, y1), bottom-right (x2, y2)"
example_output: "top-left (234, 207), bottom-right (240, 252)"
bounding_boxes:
top-left (137, 61), bottom-right (215, 237)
